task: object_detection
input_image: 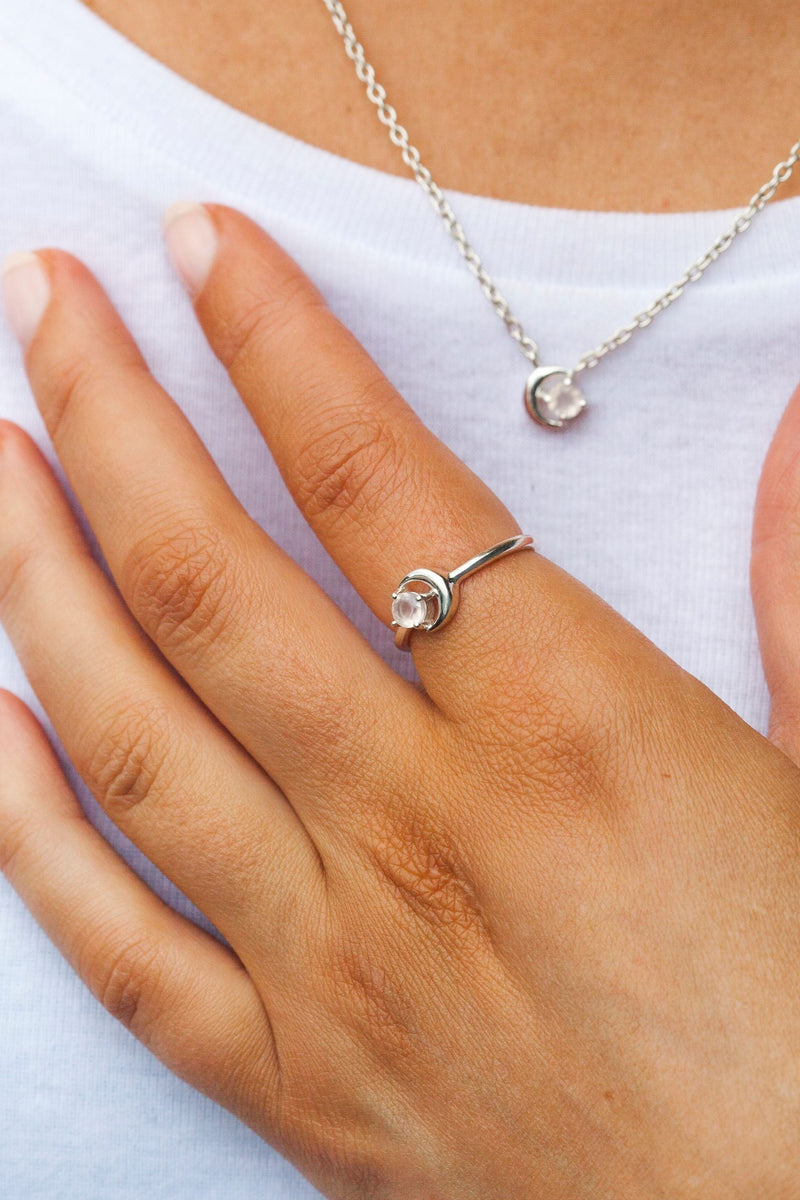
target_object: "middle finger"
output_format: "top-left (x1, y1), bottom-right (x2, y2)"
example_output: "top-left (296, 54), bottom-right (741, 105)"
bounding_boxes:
top-left (13, 249), bottom-right (427, 825)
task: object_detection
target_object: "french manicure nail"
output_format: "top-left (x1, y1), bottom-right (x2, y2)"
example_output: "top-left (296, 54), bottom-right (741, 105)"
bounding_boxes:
top-left (163, 202), bottom-right (219, 295)
top-left (1, 252), bottom-right (50, 350)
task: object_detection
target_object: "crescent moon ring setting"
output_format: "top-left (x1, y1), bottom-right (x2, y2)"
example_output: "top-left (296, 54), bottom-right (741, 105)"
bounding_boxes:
top-left (390, 534), bottom-right (535, 651)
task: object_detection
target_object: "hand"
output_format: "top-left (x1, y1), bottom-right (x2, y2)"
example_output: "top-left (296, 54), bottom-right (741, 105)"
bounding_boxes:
top-left (1, 204), bottom-right (799, 1200)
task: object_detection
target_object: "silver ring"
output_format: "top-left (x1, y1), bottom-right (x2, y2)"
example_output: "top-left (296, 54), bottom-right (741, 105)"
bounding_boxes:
top-left (390, 534), bottom-right (535, 651)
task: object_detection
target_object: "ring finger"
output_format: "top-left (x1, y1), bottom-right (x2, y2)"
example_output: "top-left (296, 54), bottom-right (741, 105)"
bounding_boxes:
top-left (0, 420), bottom-right (320, 956)
top-left (179, 203), bottom-right (569, 712)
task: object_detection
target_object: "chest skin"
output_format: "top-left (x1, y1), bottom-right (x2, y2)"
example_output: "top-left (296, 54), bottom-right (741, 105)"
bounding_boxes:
top-left (79, 0), bottom-right (800, 214)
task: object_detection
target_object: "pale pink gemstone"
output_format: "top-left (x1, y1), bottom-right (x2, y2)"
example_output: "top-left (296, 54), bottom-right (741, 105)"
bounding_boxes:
top-left (392, 591), bottom-right (428, 628)
top-left (535, 372), bottom-right (586, 422)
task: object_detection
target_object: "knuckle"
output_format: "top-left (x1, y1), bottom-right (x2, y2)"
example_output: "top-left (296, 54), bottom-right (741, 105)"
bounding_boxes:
top-left (325, 927), bottom-right (420, 1061)
top-left (35, 348), bottom-right (91, 442)
top-left (364, 806), bottom-right (490, 946)
top-left (292, 397), bottom-right (404, 530)
top-left (84, 928), bottom-right (169, 1035)
top-left (452, 672), bottom-right (618, 826)
top-left (501, 691), bottom-right (615, 816)
top-left (460, 595), bottom-right (628, 815)
top-left (525, 708), bottom-right (613, 817)
top-left (122, 518), bottom-right (241, 658)
top-left (35, 343), bottom-right (147, 445)
top-left (79, 698), bottom-right (170, 818)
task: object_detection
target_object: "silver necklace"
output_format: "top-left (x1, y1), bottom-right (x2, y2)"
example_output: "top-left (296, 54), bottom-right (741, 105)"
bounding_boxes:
top-left (320, 0), bottom-right (800, 429)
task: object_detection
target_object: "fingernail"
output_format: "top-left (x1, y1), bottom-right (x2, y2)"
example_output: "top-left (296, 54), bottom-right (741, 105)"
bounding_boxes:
top-left (1, 252), bottom-right (50, 350)
top-left (163, 202), bottom-right (218, 295)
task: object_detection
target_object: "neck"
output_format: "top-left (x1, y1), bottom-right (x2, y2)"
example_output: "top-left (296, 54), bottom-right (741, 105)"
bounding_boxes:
top-left (80, 0), bottom-right (800, 211)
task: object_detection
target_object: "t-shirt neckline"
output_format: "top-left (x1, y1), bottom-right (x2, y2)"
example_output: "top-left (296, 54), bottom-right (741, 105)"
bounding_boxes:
top-left (1, 0), bottom-right (799, 290)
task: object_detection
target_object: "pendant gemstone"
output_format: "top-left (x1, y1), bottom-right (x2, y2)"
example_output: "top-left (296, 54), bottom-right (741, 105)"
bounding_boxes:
top-left (524, 367), bottom-right (587, 429)
top-left (391, 590), bottom-right (430, 629)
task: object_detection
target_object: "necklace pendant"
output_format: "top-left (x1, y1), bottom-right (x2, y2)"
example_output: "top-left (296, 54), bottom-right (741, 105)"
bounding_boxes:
top-left (524, 366), bottom-right (587, 429)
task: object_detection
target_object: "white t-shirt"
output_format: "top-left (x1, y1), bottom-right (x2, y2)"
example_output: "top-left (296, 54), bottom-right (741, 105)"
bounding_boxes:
top-left (1, 0), bottom-right (799, 1194)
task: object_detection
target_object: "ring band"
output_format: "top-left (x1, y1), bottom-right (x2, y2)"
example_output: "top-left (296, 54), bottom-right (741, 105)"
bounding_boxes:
top-left (390, 534), bottom-right (535, 651)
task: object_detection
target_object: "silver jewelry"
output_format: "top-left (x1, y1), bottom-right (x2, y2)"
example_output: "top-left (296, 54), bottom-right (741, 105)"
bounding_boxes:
top-left (391, 534), bottom-right (534, 650)
top-left (321, 0), bottom-right (800, 429)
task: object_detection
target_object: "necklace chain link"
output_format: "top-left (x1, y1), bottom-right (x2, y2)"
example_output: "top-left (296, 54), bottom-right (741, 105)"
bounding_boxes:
top-left (321, 0), bottom-right (799, 379)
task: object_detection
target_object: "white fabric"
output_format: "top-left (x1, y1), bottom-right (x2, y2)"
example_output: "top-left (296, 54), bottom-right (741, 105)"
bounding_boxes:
top-left (0, 0), bottom-right (798, 1193)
